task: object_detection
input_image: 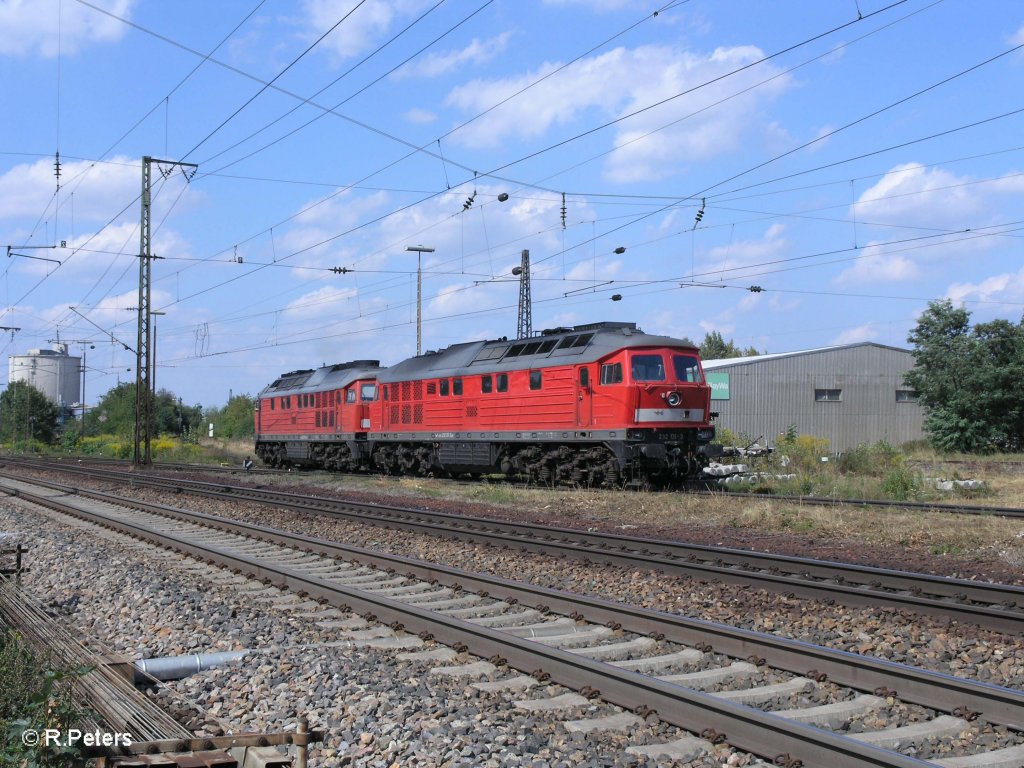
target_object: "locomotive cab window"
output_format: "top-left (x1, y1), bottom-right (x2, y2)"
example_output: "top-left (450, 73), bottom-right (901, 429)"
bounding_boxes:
top-left (360, 383), bottom-right (377, 401)
top-left (601, 362), bottom-right (623, 385)
top-left (497, 373), bottom-right (508, 392)
top-left (529, 370), bottom-right (542, 390)
top-left (269, 399), bottom-right (275, 410)
top-left (345, 389), bottom-right (356, 404)
top-left (453, 378), bottom-right (463, 396)
top-left (631, 354), bottom-right (666, 382)
top-left (579, 368), bottom-right (589, 387)
top-left (440, 379), bottom-right (450, 396)
top-left (481, 375), bottom-right (493, 394)
top-left (673, 354), bottom-right (703, 383)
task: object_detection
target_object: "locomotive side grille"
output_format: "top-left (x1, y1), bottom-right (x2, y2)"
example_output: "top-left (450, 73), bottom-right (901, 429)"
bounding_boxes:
top-left (391, 383), bottom-right (399, 401)
top-left (401, 404), bottom-right (412, 424)
top-left (426, 382), bottom-right (437, 395)
top-left (414, 404), bottom-right (423, 423)
top-left (390, 405), bottom-right (399, 423)
top-left (414, 380), bottom-right (423, 399)
top-left (466, 405), bottom-right (478, 417)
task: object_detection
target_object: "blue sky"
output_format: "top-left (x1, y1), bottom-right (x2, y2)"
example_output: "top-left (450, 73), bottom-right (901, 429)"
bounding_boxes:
top-left (2, 0), bottom-right (1023, 409)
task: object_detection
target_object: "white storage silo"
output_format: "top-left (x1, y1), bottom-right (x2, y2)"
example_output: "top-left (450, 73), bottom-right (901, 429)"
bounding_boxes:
top-left (7, 343), bottom-right (82, 409)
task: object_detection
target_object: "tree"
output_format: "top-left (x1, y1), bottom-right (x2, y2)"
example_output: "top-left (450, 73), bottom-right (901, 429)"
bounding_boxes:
top-left (905, 300), bottom-right (1024, 453)
top-left (699, 331), bottom-right (758, 360)
top-left (85, 383), bottom-right (203, 438)
top-left (84, 383), bottom-right (136, 437)
top-left (0, 382), bottom-right (61, 445)
top-left (204, 394), bottom-right (255, 439)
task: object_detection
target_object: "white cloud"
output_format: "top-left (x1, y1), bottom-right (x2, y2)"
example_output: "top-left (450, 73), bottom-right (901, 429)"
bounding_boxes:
top-left (835, 163), bottom-right (1024, 284)
top-left (702, 223), bottom-right (788, 276)
top-left (299, 0), bottom-right (432, 61)
top-left (832, 323), bottom-right (879, 345)
top-left (699, 318), bottom-right (735, 336)
top-left (834, 241), bottom-right (919, 285)
top-left (542, 0), bottom-right (641, 10)
top-left (0, 156), bottom-right (139, 222)
top-left (1011, 24), bottom-right (1024, 46)
top-left (0, 0), bottom-right (135, 57)
top-left (853, 163), bottom-right (981, 229)
top-left (283, 284), bottom-right (359, 318)
top-left (394, 32), bottom-right (512, 79)
top-left (946, 266), bottom-right (1024, 305)
top-left (445, 43), bottom-right (792, 183)
top-left (13, 223), bottom-right (119, 277)
top-left (403, 107), bottom-right (437, 124)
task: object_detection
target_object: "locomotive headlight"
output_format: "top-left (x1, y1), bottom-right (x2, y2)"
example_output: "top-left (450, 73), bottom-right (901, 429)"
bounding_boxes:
top-left (697, 427), bottom-right (715, 441)
top-left (666, 391), bottom-right (682, 407)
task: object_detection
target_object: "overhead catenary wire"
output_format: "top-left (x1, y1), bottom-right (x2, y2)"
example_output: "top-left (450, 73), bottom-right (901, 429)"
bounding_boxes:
top-left (8, 2), bottom-right (1021, 385)
top-left (64, 0), bottom-right (908, 341)
top-left (143, 0), bottom-right (927, 326)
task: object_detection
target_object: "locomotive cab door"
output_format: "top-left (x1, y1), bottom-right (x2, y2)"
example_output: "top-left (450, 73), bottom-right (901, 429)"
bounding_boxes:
top-left (358, 381), bottom-right (376, 431)
top-left (576, 367), bottom-right (593, 427)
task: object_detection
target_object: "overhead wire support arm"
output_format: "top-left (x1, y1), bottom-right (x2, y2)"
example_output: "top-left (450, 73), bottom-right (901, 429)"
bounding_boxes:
top-left (68, 307), bottom-right (135, 353)
top-left (7, 245), bottom-right (62, 265)
top-left (135, 156), bottom-right (198, 468)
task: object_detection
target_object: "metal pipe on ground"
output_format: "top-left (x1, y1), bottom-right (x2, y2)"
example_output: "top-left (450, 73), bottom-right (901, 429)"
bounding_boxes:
top-left (134, 650), bottom-right (248, 682)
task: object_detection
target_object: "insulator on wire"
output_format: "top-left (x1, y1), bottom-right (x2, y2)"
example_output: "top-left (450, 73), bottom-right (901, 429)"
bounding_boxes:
top-left (561, 192), bottom-right (567, 230)
top-left (693, 197), bottom-right (706, 229)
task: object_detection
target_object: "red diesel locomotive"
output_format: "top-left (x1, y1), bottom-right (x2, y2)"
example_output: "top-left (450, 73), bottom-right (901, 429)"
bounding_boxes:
top-left (254, 321), bottom-right (719, 486)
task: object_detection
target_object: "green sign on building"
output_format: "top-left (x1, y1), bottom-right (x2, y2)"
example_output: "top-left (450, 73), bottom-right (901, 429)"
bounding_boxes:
top-left (707, 372), bottom-right (730, 400)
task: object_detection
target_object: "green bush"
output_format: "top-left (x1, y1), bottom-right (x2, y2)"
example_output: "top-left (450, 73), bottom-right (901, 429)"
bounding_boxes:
top-left (836, 441), bottom-right (902, 476)
top-left (1, 631), bottom-right (90, 767)
top-left (776, 431), bottom-right (831, 473)
top-left (882, 466), bottom-right (923, 500)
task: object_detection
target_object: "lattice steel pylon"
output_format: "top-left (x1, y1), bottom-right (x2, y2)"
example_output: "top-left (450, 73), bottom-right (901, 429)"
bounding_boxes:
top-left (516, 249), bottom-right (531, 339)
top-left (134, 156), bottom-right (196, 466)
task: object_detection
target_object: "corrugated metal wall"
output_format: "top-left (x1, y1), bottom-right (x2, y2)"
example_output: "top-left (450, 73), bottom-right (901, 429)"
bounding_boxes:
top-left (707, 344), bottom-right (925, 450)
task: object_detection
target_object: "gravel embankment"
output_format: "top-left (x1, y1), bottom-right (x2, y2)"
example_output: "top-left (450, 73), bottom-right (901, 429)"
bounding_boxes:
top-left (3, 499), bottom-right (774, 767)
top-left (112, 484), bottom-right (1024, 692)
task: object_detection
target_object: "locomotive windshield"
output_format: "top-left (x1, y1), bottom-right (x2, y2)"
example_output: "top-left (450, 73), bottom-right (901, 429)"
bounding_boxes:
top-left (631, 354), bottom-right (666, 382)
top-left (673, 354), bottom-right (703, 383)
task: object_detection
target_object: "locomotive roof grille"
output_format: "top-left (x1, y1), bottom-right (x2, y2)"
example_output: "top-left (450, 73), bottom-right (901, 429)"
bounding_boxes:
top-left (329, 359), bottom-right (381, 372)
top-left (470, 344), bottom-right (509, 364)
top-left (270, 371), bottom-right (314, 390)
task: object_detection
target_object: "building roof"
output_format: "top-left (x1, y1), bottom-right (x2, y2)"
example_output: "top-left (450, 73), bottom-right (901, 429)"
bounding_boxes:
top-left (701, 341), bottom-right (912, 370)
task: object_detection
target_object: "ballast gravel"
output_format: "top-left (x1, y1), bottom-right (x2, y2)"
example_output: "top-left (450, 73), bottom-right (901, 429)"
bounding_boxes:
top-left (6, 465), bottom-right (1024, 765)
top-left (2, 500), bottom-right (767, 767)
top-left (110, 484), bottom-right (1024, 692)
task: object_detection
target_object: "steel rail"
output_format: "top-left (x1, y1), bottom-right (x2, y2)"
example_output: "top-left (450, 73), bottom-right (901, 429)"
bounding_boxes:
top-left (702, 489), bottom-right (1024, 520)
top-left (11, 455), bottom-right (1024, 518)
top-left (4, 475), bottom-right (1024, 733)
top-left (6, 482), bottom-right (946, 768)
top-left (5, 461), bottom-right (1019, 634)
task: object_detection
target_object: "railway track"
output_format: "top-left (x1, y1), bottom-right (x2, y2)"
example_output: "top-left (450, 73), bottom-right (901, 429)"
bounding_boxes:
top-left (4, 473), bottom-right (1024, 767)
top-left (25, 454), bottom-right (1024, 520)
top-left (705, 490), bottom-right (1024, 521)
top-left (3, 459), bottom-right (1023, 634)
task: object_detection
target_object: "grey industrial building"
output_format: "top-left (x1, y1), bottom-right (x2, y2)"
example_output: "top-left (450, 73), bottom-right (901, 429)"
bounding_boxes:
top-left (702, 342), bottom-right (925, 451)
